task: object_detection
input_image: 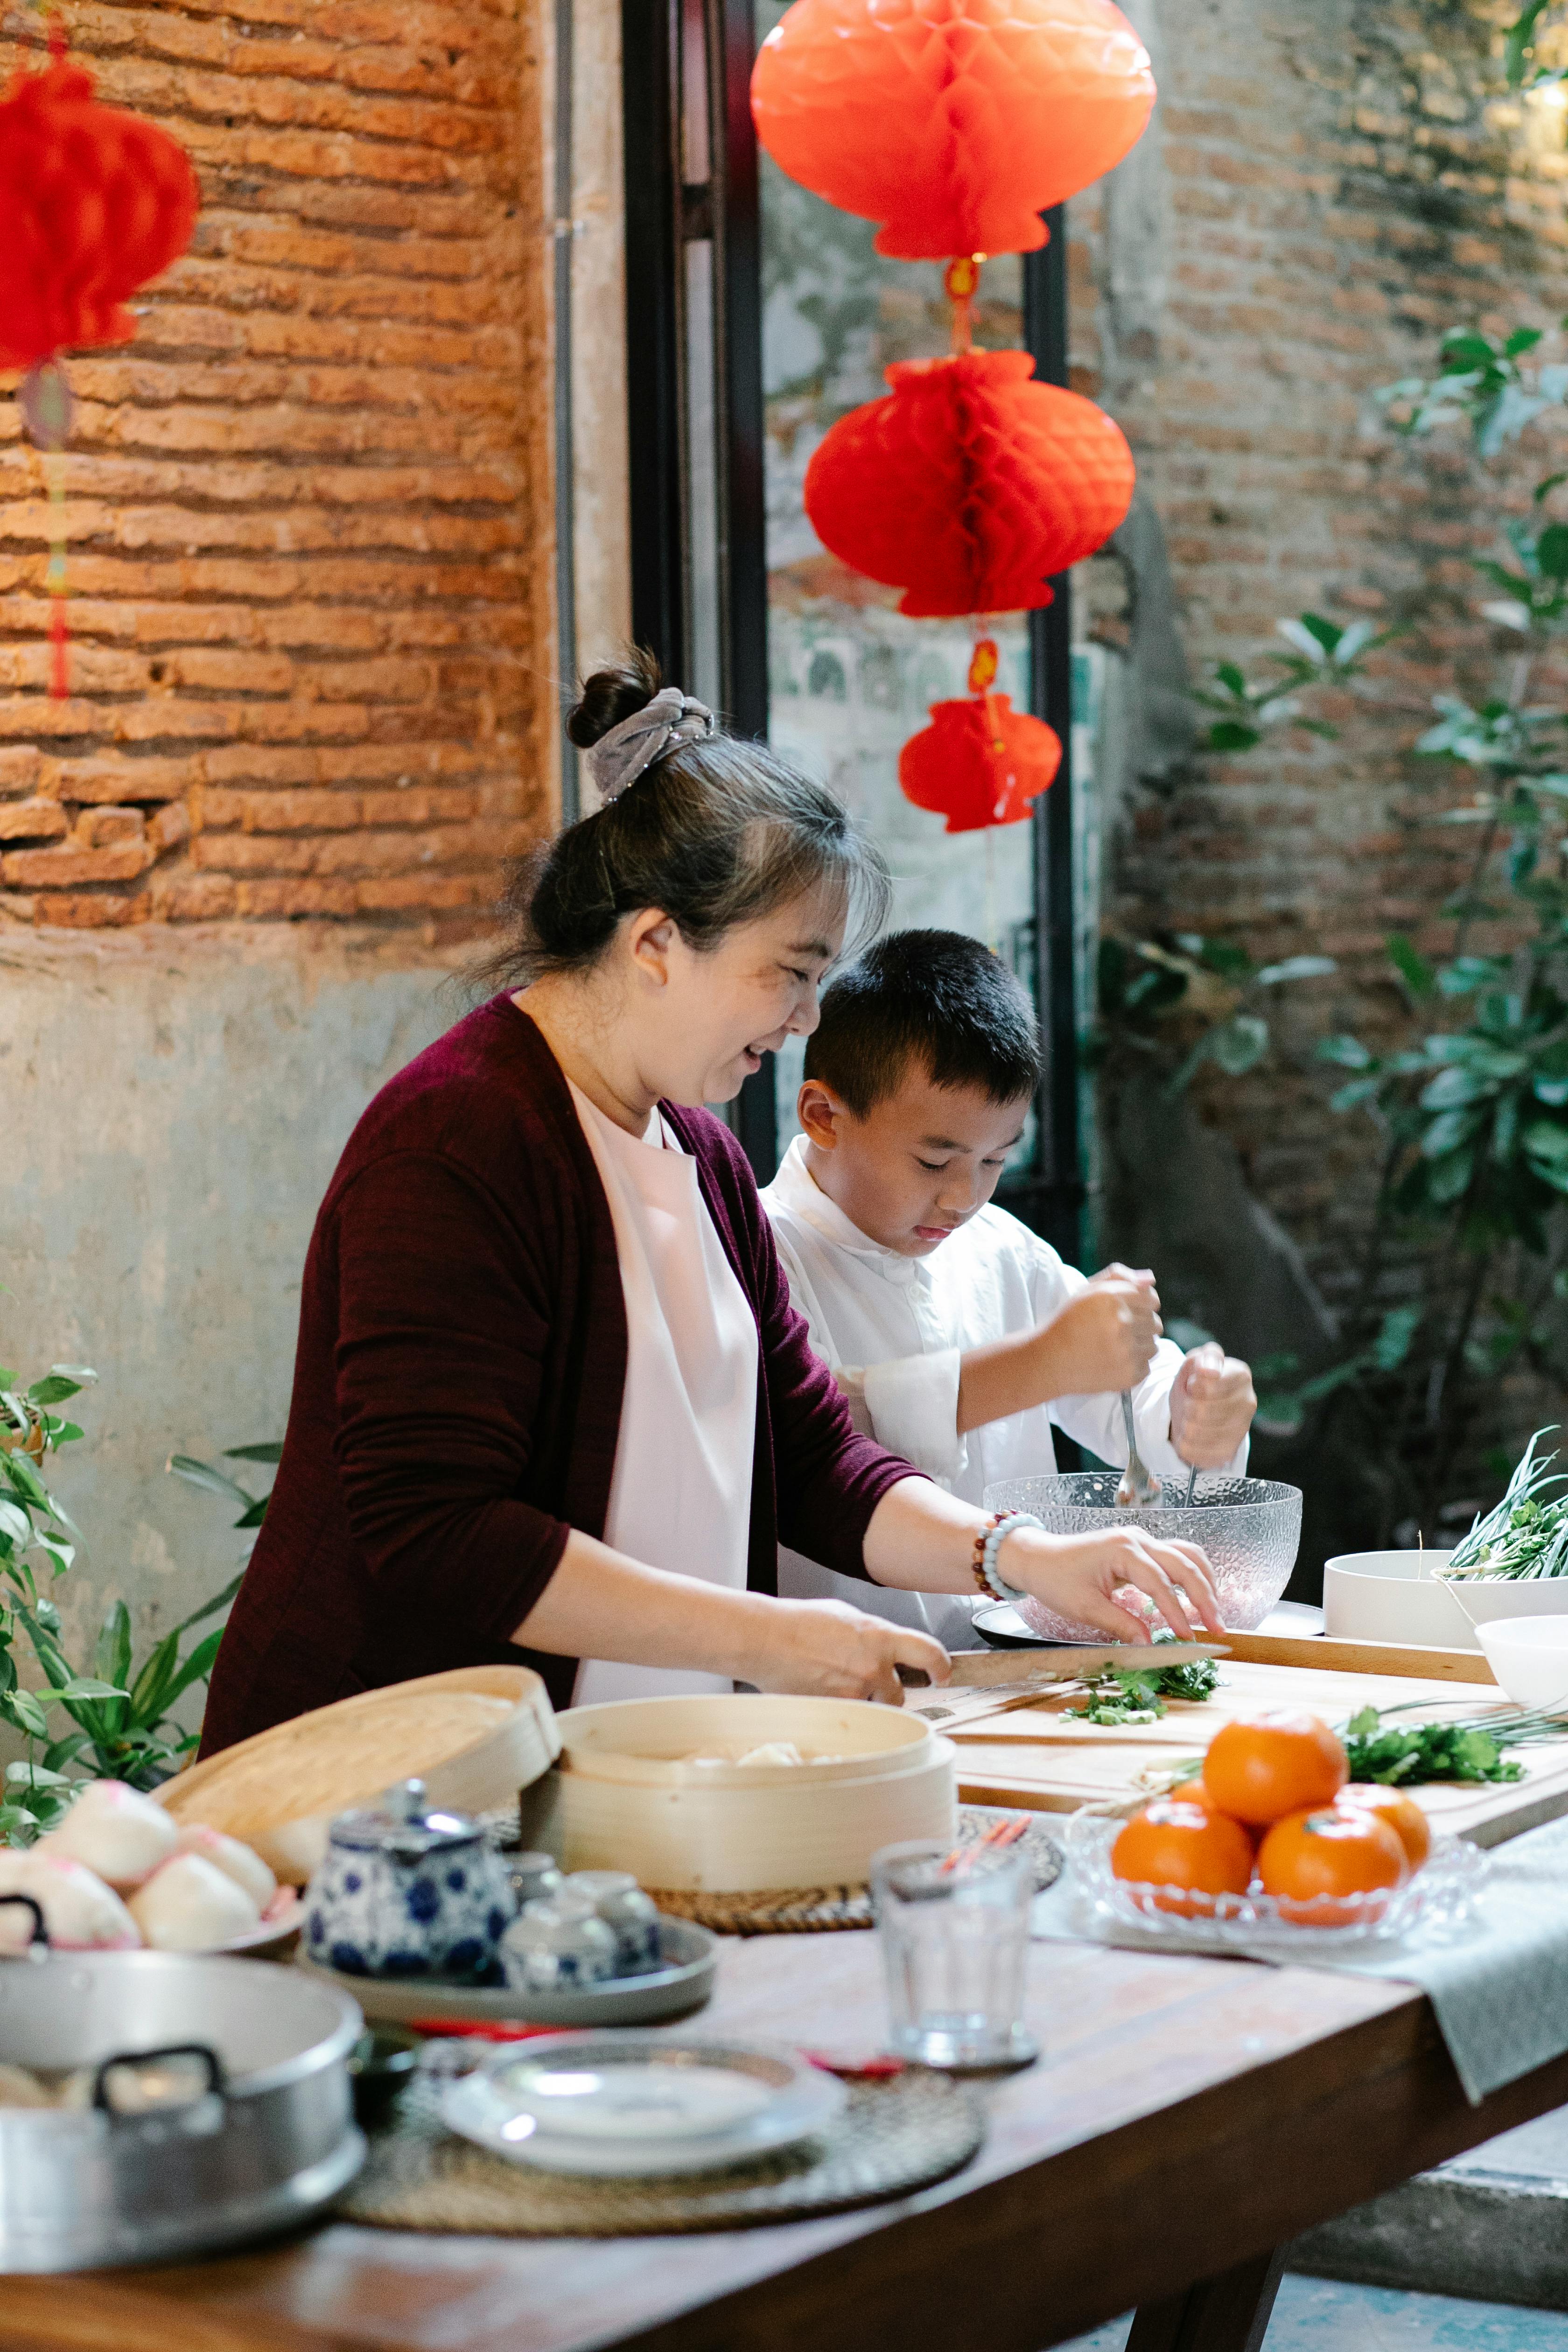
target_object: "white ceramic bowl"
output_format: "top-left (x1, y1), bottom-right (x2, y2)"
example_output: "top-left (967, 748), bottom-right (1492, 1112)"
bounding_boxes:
top-left (1324, 1551), bottom-right (1568, 1652)
top-left (1476, 1617), bottom-right (1568, 1712)
top-left (1323, 1551), bottom-right (1461, 1646)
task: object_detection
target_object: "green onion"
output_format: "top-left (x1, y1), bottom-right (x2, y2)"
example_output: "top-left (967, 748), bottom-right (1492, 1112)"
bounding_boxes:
top-left (1442, 1426), bottom-right (1568, 1579)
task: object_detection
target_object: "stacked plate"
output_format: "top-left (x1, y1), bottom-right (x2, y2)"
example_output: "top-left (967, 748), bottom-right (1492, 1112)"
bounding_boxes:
top-left (441, 2033), bottom-right (845, 2177)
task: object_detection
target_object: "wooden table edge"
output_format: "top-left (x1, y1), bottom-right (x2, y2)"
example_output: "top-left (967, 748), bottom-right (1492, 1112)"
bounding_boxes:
top-left (6, 1977), bottom-right (1568, 2352)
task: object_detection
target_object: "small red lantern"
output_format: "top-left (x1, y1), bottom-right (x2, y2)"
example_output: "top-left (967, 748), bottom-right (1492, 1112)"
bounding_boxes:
top-left (1, 39), bottom-right (199, 697)
top-left (900, 640), bottom-right (1061, 832)
top-left (804, 350), bottom-right (1134, 618)
top-left (0, 51), bottom-right (200, 371)
top-left (752, 0), bottom-right (1155, 259)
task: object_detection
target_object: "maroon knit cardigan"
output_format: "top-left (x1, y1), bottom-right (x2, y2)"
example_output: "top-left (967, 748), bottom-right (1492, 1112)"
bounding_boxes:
top-left (199, 997), bottom-right (919, 1753)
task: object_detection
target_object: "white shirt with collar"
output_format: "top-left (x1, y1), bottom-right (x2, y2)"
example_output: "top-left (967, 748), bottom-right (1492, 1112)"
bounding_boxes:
top-left (760, 1134), bottom-right (1246, 1649)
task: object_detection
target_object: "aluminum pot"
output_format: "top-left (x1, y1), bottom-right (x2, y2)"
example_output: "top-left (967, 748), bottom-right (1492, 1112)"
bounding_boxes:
top-left (0, 1949), bottom-right (364, 2272)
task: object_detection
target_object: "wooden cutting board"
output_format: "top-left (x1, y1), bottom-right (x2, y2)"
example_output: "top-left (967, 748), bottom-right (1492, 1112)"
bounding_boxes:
top-left (160, 1666), bottom-right (560, 1882)
top-left (947, 1653), bottom-right (1568, 1848)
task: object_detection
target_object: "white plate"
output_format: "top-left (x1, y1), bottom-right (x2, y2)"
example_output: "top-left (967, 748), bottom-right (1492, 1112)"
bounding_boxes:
top-left (214, 1892), bottom-right (306, 1956)
top-left (440, 2031), bottom-right (846, 2177)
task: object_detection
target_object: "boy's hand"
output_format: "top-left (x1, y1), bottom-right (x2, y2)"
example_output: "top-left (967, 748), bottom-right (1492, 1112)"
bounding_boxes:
top-left (1170, 1341), bottom-right (1256, 1468)
top-left (1034, 1263), bottom-right (1162, 1397)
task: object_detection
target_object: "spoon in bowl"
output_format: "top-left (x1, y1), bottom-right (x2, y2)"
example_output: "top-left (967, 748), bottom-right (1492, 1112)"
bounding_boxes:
top-left (1116, 1392), bottom-right (1162, 1507)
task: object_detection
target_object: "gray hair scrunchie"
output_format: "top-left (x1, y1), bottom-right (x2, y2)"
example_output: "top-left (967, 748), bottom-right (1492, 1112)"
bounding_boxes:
top-left (586, 686), bottom-right (715, 803)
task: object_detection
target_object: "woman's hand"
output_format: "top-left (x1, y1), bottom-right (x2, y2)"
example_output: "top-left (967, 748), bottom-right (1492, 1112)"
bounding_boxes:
top-left (998, 1523), bottom-right (1224, 1645)
top-left (746, 1597), bottom-right (951, 1705)
top-left (1169, 1341), bottom-right (1257, 1469)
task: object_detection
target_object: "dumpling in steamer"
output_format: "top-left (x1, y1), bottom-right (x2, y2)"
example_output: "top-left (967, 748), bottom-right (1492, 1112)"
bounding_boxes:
top-left (129, 1853), bottom-right (260, 1950)
top-left (35, 1780), bottom-right (178, 1889)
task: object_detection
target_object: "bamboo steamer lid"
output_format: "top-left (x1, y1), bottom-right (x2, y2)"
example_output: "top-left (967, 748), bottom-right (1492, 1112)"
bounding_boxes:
top-left (554, 1694), bottom-right (957, 1892)
top-left (160, 1666), bottom-right (560, 1883)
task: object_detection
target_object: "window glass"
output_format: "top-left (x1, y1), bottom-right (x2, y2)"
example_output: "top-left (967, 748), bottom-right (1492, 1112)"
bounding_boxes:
top-left (757, 2), bottom-right (1038, 1152)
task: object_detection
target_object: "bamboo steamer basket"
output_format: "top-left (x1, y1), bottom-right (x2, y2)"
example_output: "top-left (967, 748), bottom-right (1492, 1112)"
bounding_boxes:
top-left (553, 1694), bottom-right (957, 1892)
top-left (161, 1666), bottom-right (559, 1883)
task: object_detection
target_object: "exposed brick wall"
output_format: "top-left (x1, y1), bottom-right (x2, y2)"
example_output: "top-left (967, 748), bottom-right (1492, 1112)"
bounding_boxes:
top-left (0, 0), bottom-right (553, 938)
top-left (1069, 0), bottom-right (1568, 1322)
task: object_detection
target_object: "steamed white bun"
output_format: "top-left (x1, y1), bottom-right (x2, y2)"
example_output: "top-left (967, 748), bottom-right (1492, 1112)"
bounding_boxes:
top-left (173, 1824), bottom-right (276, 1911)
top-left (0, 1849), bottom-right (139, 1949)
top-left (35, 1780), bottom-right (178, 1889)
top-left (129, 1853), bottom-right (259, 1951)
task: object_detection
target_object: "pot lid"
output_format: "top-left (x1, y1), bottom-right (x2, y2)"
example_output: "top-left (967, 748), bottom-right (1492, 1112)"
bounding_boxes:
top-left (328, 1778), bottom-right (483, 1857)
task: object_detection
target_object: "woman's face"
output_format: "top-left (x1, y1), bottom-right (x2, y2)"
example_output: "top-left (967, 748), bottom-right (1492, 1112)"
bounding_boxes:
top-left (629, 885), bottom-right (847, 1105)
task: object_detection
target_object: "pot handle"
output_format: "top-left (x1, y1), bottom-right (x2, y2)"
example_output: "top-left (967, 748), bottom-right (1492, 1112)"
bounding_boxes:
top-left (92, 2041), bottom-right (228, 2117)
top-left (0, 1894), bottom-right (47, 1952)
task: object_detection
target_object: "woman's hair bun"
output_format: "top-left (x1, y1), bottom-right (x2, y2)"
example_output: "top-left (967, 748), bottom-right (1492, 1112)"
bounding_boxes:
top-left (566, 648), bottom-right (664, 750)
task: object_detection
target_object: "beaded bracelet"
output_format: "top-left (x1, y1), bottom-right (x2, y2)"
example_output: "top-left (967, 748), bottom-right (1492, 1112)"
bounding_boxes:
top-left (970, 1510), bottom-right (1046, 1603)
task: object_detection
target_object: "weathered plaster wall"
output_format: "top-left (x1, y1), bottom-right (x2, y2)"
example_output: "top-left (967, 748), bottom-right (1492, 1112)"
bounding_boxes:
top-left (2, 926), bottom-right (460, 1665)
top-left (0, 0), bottom-right (576, 1702)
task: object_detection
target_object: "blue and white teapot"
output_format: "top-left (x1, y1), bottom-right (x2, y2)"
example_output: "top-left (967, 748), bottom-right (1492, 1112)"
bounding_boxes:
top-left (303, 1779), bottom-right (516, 1981)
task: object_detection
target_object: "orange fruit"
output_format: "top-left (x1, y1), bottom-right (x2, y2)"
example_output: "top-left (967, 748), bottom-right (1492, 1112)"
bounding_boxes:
top-left (1336, 1784), bottom-right (1430, 1872)
top-left (1169, 1776), bottom-right (1260, 1848)
top-left (1257, 1805), bottom-right (1408, 1926)
top-left (1202, 1711), bottom-right (1348, 1828)
top-left (1112, 1798), bottom-right (1256, 1919)
top-left (1169, 1777), bottom-right (1212, 1808)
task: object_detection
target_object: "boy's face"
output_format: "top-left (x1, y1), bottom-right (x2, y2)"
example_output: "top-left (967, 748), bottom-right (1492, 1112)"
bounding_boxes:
top-left (797, 1062), bottom-right (1031, 1257)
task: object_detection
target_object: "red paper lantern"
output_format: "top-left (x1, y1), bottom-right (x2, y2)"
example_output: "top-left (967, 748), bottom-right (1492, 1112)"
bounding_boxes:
top-left (0, 53), bottom-right (200, 371)
top-left (804, 350), bottom-right (1134, 618)
top-left (752, 0), bottom-right (1154, 259)
top-left (900, 688), bottom-right (1062, 832)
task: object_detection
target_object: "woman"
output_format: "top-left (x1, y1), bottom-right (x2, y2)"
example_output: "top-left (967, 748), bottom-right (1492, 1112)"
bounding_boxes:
top-left (200, 658), bottom-right (1219, 1754)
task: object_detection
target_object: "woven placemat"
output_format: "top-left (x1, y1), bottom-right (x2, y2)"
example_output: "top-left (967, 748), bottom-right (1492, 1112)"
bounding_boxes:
top-left (645, 1806), bottom-right (1063, 1934)
top-left (339, 2061), bottom-right (987, 2237)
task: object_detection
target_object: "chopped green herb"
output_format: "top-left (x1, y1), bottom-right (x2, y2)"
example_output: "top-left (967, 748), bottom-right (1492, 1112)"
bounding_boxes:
top-left (1343, 1702), bottom-right (1525, 1785)
top-left (1064, 1634), bottom-right (1221, 1726)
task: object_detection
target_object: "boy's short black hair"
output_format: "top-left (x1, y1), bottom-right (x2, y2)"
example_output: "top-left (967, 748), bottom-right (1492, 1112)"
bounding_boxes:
top-left (805, 930), bottom-right (1041, 1117)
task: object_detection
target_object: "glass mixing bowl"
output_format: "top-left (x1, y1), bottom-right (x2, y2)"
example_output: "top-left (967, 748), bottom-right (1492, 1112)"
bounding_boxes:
top-left (981, 1472), bottom-right (1303, 1639)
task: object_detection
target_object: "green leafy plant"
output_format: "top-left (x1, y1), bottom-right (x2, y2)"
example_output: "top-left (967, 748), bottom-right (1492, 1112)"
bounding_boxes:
top-left (1095, 931), bottom-right (1338, 1092)
top-left (1143, 279), bottom-right (1568, 1533)
top-left (1, 1365), bottom-right (129, 1836)
top-left (0, 1385), bottom-right (277, 1845)
top-left (1192, 612), bottom-right (1392, 755)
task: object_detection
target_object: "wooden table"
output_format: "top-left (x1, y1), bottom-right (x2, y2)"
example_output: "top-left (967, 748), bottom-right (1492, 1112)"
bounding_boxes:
top-left (8, 1925), bottom-right (1568, 2352)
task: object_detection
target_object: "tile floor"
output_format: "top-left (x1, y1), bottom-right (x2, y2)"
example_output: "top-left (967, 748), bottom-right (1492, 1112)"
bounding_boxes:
top-left (1058, 2275), bottom-right (1568, 2350)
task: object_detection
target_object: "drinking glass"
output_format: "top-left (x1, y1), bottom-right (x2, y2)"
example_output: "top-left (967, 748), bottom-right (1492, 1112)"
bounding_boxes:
top-left (871, 1839), bottom-right (1038, 2071)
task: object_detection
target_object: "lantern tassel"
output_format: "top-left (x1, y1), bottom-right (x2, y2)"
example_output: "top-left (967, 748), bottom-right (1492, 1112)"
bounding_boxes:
top-left (944, 254), bottom-right (983, 354)
top-left (44, 446), bottom-right (69, 701)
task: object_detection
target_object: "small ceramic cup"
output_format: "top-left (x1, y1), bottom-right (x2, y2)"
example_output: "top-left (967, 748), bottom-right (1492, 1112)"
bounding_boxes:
top-left (566, 1870), bottom-right (663, 1974)
top-left (499, 1895), bottom-right (618, 1992)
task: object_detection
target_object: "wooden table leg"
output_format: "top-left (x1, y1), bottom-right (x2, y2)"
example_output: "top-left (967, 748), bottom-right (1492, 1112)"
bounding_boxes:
top-left (1122, 2246), bottom-right (1286, 2352)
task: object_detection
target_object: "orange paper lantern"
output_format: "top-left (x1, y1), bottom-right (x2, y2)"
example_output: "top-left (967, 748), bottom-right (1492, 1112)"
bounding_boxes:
top-left (900, 685), bottom-right (1062, 832)
top-left (752, 0), bottom-right (1155, 259)
top-left (0, 51), bottom-right (200, 371)
top-left (804, 350), bottom-right (1134, 618)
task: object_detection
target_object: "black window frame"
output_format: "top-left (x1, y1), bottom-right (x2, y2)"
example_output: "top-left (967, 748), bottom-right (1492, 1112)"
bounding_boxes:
top-left (619, 0), bottom-right (1082, 1258)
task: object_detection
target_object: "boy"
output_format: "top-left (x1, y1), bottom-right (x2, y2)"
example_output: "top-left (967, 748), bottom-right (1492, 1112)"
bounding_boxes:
top-left (761, 930), bottom-right (1258, 1647)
